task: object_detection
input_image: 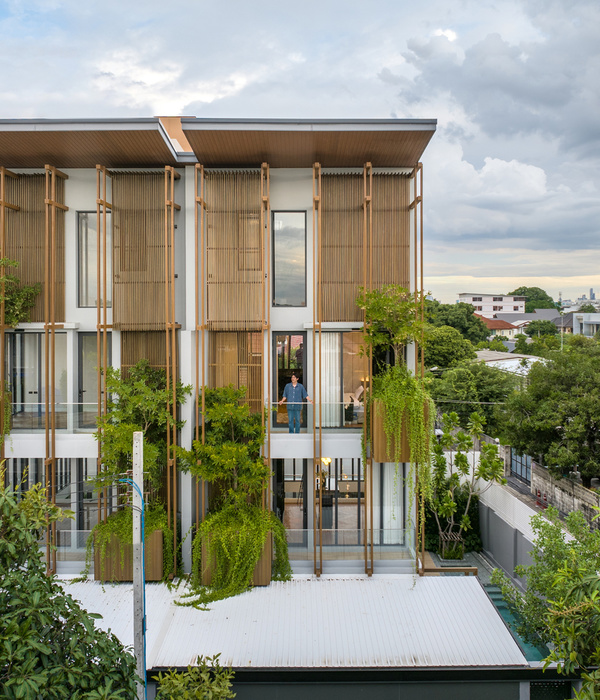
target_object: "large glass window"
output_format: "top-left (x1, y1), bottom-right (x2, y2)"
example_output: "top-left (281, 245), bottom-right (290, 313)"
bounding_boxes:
top-left (78, 211), bottom-right (112, 308)
top-left (274, 333), bottom-right (306, 429)
top-left (273, 212), bottom-right (306, 307)
top-left (320, 331), bottom-right (365, 428)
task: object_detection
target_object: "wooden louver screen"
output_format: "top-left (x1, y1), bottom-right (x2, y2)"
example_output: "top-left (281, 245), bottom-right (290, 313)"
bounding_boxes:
top-left (372, 174), bottom-right (410, 289)
top-left (205, 170), bottom-right (263, 330)
top-left (320, 172), bottom-right (411, 322)
top-left (208, 331), bottom-right (263, 413)
top-left (120, 330), bottom-right (168, 375)
top-left (5, 174), bottom-right (65, 322)
top-left (320, 174), bottom-right (363, 322)
top-left (112, 172), bottom-right (165, 330)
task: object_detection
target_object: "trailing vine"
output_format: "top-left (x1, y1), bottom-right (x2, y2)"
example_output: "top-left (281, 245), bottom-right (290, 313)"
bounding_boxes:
top-left (178, 385), bottom-right (292, 607)
top-left (358, 284), bottom-right (434, 555)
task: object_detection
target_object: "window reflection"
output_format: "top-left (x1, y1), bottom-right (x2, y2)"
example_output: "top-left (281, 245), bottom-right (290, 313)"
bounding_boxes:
top-left (273, 212), bottom-right (306, 306)
top-left (78, 212), bottom-right (112, 308)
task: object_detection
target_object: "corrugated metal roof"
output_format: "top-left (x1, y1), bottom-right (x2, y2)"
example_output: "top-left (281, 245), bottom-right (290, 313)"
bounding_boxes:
top-left (65, 575), bottom-right (528, 670)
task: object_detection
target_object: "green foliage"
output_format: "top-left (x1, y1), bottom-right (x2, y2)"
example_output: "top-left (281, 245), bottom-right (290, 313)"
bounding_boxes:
top-left (154, 654), bottom-right (235, 699)
top-left (81, 504), bottom-right (174, 582)
top-left (525, 320), bottom-right (559, 337)
top-left (492, 506), bottom-right (600, 698)
top-left (181, 386), bottom-right (269, 509)
top-left (425, 299), bottom-right (489, 344)
top-left (183, 503), bottom-right (291, 607)
top-left (499, 343), bottom-right (600, 485)
top-left (429, 413), bottom-right (505, 556)
top-left (356, 285), bottom-right (427, 365)
top-left (513, 333), bottom-right (530, 354)
top-left (0, 478), bottom-right (138, 698)
top-left (508, 286), bottom-right (557, 313)
top-left (577, 303), bottom-right (596, 313)
top-left (424, 486), bottom-right (482, 553)
top-left (429, 362), bottom-right (519, 437)
top-left (179, 386), bottom-right (291, 606)
top-left (0, 257), bottom-right (41, 327)
top-left (96, 360), bottom-right (192, 493)
top-left (476, 337), bottom-right (508, 352)
top-left (424, 324), bottom-right (475, 369)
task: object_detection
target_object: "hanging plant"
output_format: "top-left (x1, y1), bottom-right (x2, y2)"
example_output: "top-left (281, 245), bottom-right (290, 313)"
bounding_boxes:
top-left (357, 284), bottom-right (434, 553)
top-left (179, 385), bottom-right (292, 607)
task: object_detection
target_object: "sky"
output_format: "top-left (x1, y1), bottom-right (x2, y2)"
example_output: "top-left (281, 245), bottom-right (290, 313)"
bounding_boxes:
top-left (1, 0), bottom-right (599, 304)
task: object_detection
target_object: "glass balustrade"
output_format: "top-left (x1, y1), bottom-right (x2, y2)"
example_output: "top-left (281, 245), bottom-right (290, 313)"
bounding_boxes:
top-left (9, 403), bottom-right (99, 433)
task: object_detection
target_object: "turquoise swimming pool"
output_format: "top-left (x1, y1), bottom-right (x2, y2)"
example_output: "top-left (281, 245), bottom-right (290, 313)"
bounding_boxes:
top-left (484, 584), bottom-right (550, 662)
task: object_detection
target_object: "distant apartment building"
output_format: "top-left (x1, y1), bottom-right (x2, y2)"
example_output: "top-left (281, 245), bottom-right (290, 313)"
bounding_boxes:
top-left (458, 293), bottom-right (525, 318)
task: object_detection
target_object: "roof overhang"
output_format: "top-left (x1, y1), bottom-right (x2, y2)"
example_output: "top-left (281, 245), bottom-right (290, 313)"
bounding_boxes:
top-left (0, 118), bottom-right (178, 168)
top-left (0, 117), bottom-right (436, 169)
top-left (182, 118), bottom-right (436, 168)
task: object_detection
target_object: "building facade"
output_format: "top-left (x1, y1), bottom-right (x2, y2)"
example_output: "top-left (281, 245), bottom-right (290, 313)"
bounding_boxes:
top-left (458, 293), bottom-right (525, 318)
top-left (0, 117), bottom-right (435, 576)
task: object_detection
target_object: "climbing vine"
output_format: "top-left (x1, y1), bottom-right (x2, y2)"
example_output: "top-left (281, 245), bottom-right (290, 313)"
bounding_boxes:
top-left (0, 257), bottom-right (41, 328)
top-left (179, 385), bottom-right (292, 607)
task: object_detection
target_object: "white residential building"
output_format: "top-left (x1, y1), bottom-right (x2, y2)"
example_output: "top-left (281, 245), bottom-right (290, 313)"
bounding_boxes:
top-left (458, 293), bottom-right (525, 318)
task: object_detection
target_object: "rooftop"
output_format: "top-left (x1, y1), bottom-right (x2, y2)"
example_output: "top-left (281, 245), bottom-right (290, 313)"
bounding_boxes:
top-left (65, 575), bottom-right (528, 672)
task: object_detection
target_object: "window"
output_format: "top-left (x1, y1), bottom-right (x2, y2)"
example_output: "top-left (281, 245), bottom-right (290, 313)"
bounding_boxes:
top-left (472, 297), bottom-right (482, 302)
top-left (273, 333), bottom-right (306, 429)
top-left (493, 306), bottom-right (502, 311)
top-left (493, 297), bottom-right (503, 302)
top-left (78, 212), bottom-right (112, 308)
top-left (476, 306), bottom-right (483, 311)
top-left (513, 306), bottom-right (519, 311)
top-left (321, 331), bottom-right (365, 428)
top-left (273, 212), bottom-right (306, 306)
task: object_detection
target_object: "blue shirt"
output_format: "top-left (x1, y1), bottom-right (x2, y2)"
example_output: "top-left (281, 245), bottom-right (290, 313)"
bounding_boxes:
top-left (282, 382), bottom-right (308, 408)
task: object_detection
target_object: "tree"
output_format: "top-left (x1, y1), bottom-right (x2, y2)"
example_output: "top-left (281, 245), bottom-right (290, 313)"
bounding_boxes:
top-left (492, 507), bottom-right (600, 699)
top-left (508, 286), bottom-right (557, 313)
top-left (476, 337), bottom-right (508, 352)
top-left (0, 480), bottom-right (138, 699)
top-left (356, 285), bottom-right (426, 365)
top-left (429, 412), bottom-right (505, 558)
top-left (525, 320), bottom-right (559, 337)
top-left (577, 303), bottom-right (596, 313)
top-left (430, 361), bottom-right (519, 436)
top-left (499, 344), bottom-right (600, 486)
top-left (424, 325), bottom-right (475, 369)
top-left (426, 300), bottom-right (489, 344)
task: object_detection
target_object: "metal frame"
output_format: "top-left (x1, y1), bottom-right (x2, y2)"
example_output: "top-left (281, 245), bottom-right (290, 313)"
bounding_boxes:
top-left (164, 166), bottom-right (180, 576)
top-left (45, 164), bottom-right (68, 573)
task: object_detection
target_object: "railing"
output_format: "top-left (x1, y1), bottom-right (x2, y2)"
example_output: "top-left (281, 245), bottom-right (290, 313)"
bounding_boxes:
top-left (285, 528), bottom-right (414, 561)
top-left (270, 401), bottom-right (365, 431)
top-left (9, 403), bottom-right (99, 433)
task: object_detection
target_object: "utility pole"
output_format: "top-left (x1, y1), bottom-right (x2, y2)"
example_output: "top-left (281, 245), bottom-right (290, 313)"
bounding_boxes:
top-left (132, 431), bottom-right (146, 700)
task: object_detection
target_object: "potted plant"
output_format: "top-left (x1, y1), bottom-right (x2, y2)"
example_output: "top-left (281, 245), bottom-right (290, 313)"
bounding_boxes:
top-left (84, 359), bottom-right (191, 582)
top-left (357, 284), bottom-right (434, 469)
top-left (179, 385), bottom-right (291, 606)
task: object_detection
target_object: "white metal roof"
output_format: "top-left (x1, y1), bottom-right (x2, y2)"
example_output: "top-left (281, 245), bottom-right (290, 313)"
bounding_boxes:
top-left (65, 575), bottom-right (528, 670)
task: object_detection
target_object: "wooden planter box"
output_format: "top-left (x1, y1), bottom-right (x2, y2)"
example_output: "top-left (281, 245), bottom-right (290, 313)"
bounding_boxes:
top-left (200, 532), bottom-right (272, 587)
top-left (371, 399), bottom-right (429, 463)
top-left (94, 529), bottom-right (163, 582)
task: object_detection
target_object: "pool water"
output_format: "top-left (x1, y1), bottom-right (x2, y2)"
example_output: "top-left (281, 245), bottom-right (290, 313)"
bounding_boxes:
top-left (484, 584), bottom-right (550, 662)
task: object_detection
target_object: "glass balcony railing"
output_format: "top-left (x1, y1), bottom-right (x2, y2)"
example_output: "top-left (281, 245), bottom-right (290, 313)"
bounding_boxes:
top-left (9, 403), bottom-right (99, 433)
top-left (270, 402), bottom-right (365, 432)
top-left (285, 528), bottom-right (415, 561)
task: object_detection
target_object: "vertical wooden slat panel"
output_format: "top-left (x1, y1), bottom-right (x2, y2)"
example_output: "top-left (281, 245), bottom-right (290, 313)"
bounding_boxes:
top-left (112, 172), bottom-right (165, 330)
top-left (5, 174), bottom-right (65, 322)
top-left (207, 331), bottom-right (263, 414)
top-left (121, 331), bottom-right (168, 373)
top-left (205, 170), bottom-right (262, 330)
top-left (320, 172), bottom-right (411, 323)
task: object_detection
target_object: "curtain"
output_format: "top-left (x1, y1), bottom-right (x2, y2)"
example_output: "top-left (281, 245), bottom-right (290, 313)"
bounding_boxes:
top-left (320, 333), bottom-right (341, 427)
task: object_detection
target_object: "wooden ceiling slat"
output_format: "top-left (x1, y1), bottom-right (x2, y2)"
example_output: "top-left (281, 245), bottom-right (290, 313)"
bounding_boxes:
top-left (0, 130), bottom-right (176, 168)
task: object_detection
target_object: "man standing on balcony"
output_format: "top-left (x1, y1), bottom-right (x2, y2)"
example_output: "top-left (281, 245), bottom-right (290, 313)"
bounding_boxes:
top-left (279, 373), bottom-right (312, 433)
